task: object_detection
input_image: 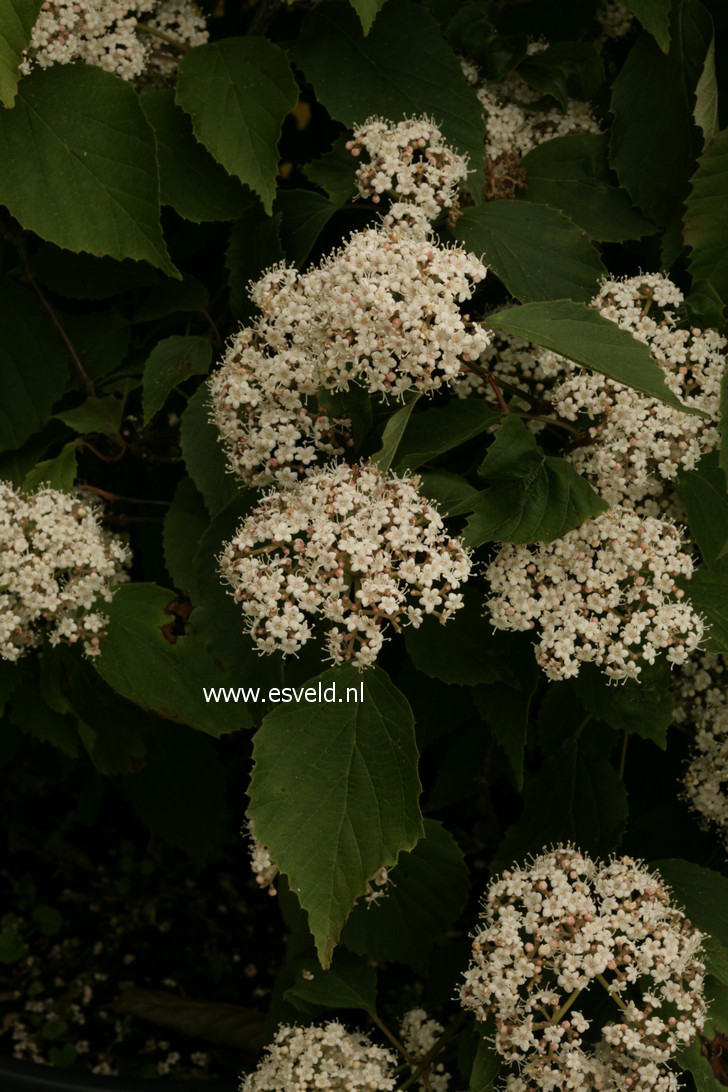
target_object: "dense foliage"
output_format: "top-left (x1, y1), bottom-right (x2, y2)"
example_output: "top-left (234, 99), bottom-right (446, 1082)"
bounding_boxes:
top-left (1, 0), bottom-right (728, 1088)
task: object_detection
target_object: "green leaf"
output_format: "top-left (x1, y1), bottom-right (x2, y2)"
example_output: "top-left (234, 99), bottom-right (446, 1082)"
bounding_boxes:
top-left (517, 42), bottom-right (604, 110)
top-left (694, 34), bottom-right (718, 146)
top-left (139, 89), bottom-right (252, 223)
top-left (63, 310), bottom-right (130, 382)
top-left (132, 274), bottom-right (209, 322)
top-left (0, 923), bottom-right (27, 965)
top-left (9, 673), bottom-right (80, 757)
top-left (303, 134), bottom-right (359, 205)
top-left (610, 2), bottom-right (713, 225)
top-left (0, 0), bottom-right (41, 107)
top-left (393, 399), bottom-right (501, 471)
top-left (347, 0), bottom-right (388, 34)
top-left (115, 987), bottom-right (265, 1053)
top-left (286, 950), bottom-right (377, 1012)
top-left (0, 277), bottom-right (69, 454)
top-left (463, 415), bottom-right (607, 546)
top-left (55, 395), bottom-right (124, 437)
top-left (573, 661), bottom-right (673, 747)
top-left (623, 0), bottom-right (671, 51)
top-left (486, 301), bottom-right (701, 413)
top-left (247, 664), bottom-right (423, 967)
top-left (163, 477), bottom-right (208, 598)
top-left (417, 470), bottom-right (481, 518)
top-left (405, 587), bottom-right (511, 687)
top-left (651, 859), bottom-right (728, 980)
top-left (176, 38), bottom-right (299, 215)
top-left (31, 245), bottom-right (159, 301)
top-left (676, 454), bottom-right (728, 570)
top-left (370, 393), bottom-right (421, 471)
top-left (291, 0), bottom-right (486, 197)
top-left (180, 384), bottom-right (239, 516)
top-left (473, 656), bottom-right (539, 789)
top-left (226, 199), bottom-right (284, 320)
top-left (493, 737), bottom-right (628, 871)
top-left (521, 134), bottom-right (656, 242)
top-left (452, 203), bottom-right (605, 302)
top-left (93, 583), bottom-right (252, 735)
top-left (276, 189), bottom-right (340, 267)
top-left (143, 336), bottom-right (212, 425)
top-left (469, 1035), bottom-right (502, 1091)
top-left (22, 441), bottom-right (77, 493)
top-left (0, 65), bottom-right (176, 274)
top-left (341, 820), bottom-right (468, 971)
top-left (684, 128), bottom-right (728, 312)
top-left (681, 570), bottom-right (728, 652)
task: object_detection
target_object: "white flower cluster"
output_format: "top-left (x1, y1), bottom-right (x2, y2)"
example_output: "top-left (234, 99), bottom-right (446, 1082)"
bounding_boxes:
top-left (550, 275), bottom-right (724, 514)
top-left (0, 482), bottom-right (129, 662)
top-left (461, 847), bottom-right (707, 1091)
top-left (209, 211), bottom-right (488, 486)
top-left (672, 653), bottom-right (728, 853)
top-left (246, 821), bottom-right (279, 895)
top-left (596, 0), bottom-right (635, 40)
top-left (347, 116), bottom-right (470, 221)
top-left (399, 1009), bottom-right (450, 1091)
top-left (486, 506), bottom-right (703, 681)
top-left (452, 329), bottom-right (567, 405)
top-left (20, 0), bottom-right (206, 81)
top-left (219, 463), bottom-right (472, 668)
top-left (462, 46), bottom-right (600, 199)
top-left (240, 1021), bottom-right (397, 1091)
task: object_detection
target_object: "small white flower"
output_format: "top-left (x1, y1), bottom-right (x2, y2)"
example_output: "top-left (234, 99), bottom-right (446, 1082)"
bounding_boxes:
top-left (240, 1021), bottom-right (398, 1090)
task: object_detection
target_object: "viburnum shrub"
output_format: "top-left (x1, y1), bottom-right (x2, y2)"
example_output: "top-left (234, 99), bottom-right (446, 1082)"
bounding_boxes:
top-left (0, 0), bottom-right (727, 1088)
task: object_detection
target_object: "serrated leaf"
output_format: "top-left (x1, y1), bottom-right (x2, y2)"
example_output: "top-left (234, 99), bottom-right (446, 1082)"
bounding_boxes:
top-left (370, 393), bottom-right (421, 471)
top-left (521, 134), bottom-right (656, 242)
top-left (694, 34), bottom-right (718, 146)
top-left (31, 245), bottom-right (159, 301)
top-left (347, 0), bottom-right (388, 34)
top-left (55, 395), bottom-right (124, 437)
top-left (247, 664), bottom-right (423, 967)
top-left (180, 384), bottom-right (239, 516)
top-left (291, 0), bottom-right (485, 197)
top-left (573, 661), bottom-right (672, 747)
top-left (624, 0), bottom-right (671, 51)
top-left (0, 0), bottom-right (42, 107)
top-left (163, 477), bottom-right (208, 598)
top-left (474, 656), bottom-right (539, 789)
top-left (0, 277), bottom-right (69, 454)
top-left (405, 587), bottom-right (511, 687)
top-left (176, 38), bottom-right (299, 215)
top-left (303, 134), bottom-right (359, 205)
top-left (226, 199), bottom-right (284, 320)
top-left (142, 336), bottom-right (212, 424)
top-left (22, 441), bottom-right (77, 493)
top-left (0, 65), bottom-right (176, 274)
top-left (651, 859), bottom-right (728, 980)
top-left (469, 1035), bottom-right (502, 1091)
top-left (681, 570), bottom-right (728, 652)
top-left (140, 89), bottom-right (251, 223)
top-left (115, 988), bottom-right (265, 1052)
top-left (452, 203), bottom-right (605, 302)
top-left (463, 415), bottom-right (606, 546)
top-left (610, 3), bottom-right (713, 225)
top-left (286, 950), bottom-right (376, 1012)
top-left (417, 470), bottom-right (481, 517)
top-left (341, 820), bottom-right (468, 971)
top-left (517, 42), bottom-right (604, 110)
top-left (676, 455), bottom-right (728, 570)
top-left (93, 583), bottom-right (251, 735)
top-left (276, 189), bottom-right (339, 267)
top-left (684, 127), bottom-right (728, 312)
top-left (393, 399), bottom-right (501, 471)
top-left (63, 310), bottom-right (130, 383)
top-left (486, 301), bottom-right (700, 413)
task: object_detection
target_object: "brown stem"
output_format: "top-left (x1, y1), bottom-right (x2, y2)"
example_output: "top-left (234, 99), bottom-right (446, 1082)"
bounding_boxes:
top-left (4, 223), bottom-right (97, 396)
top-left (78, 485), bottom-right (171, 507)
top-left (486, 371), bottom-right (509, 415)
top-left (80, 440), bottom-right (126, 463)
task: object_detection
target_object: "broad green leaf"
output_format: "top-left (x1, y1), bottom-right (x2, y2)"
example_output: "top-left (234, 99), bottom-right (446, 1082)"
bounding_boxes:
top-left (176, 38), bottom-right (299, 214)
top-left (22, 441), bottom-right (77, 493)
top-left (393, 399), bottom-right (501, 471)
top-left (180, 384), bottom-right (239, 516)
top-left (9, 673), bottom-right (80, 757)
top-left (140, 90), bottom-right (251, 223)
top-left (0, 65), bottom-right (176, 274)
top-left (573, 661), bottom-right (673, 747)
top-left (341, 820), bottom-right (468, 971)
top-left (132, 274), bottom-right (209, 322)
top-left (473, 656), bottom-right (539, 789)
top-left (463, 415), bottom-right (606, 546)
top-left (417, 470), bottom-right (481, 518)
top-left (517, 42), bottom-right (604, 110)
top-left (286, 950), bottom-right (376, 1012)
top-left (624, 0), bottom-right (671, 51)
top-left (493, 737), bottom-right (628, 871)
top-left (115, 987), bottom-right (265, 1052)
top-left (487, 301), bottom-right (700, 413)
top-left (55, 395), bottom-right (124, 437)
top-left (651, 859), bottom-right (728, 980)
top-left (93, 583), bottom-right (251, 735)
top-left (63, 310), bottom-right (130, 382)
top-left (31, 244), bottom-right (159, 301)
top-left (347, 0), bottom-right (388, 34)
top-left (469, 1035), bottom-right (502, 1091)
top-left (681, 570), bottom-right (728, 652)
top-left (521, 134), bottom-right (656, 242)
top-left (610, 3), bottom-right (713, 225)
top-left (276, 189), bottom-right (340, 267)
top-left (676, 455), bottom-right (728, 570)
top-left (0, 0), bottom-right (41, 107)
top-left (684, 127), bottom-right (728, 311)
top-left (247, 664), bottom-right (423, 967)
top-left (163, 478), bottom-right (208, 599)
top-left (226, 199), bottom-right (284, 320)
top-left (694, 35), bottom-right (718, 146)
top-left (370, 393), bottom-right (421, 471)
top-left (404, 588), bottom-right (511, 687)
top-left (303, 134), bottom-right (359, 205)
top-left (142, 336), bottom-right (212, 424)
top-left (452, 203), bottom-right (605, 302)
top-left (0, 277), bottom-right (69, 454)
top-left (292, 0), bottom-right (486, 196)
